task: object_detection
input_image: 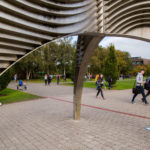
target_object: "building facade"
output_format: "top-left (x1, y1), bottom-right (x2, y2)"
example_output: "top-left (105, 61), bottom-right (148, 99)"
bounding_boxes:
top-left (132, 57), bottom-right (150, 66)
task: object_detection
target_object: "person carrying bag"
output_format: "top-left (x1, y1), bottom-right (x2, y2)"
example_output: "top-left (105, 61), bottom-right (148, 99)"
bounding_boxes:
top-left (132, 81), bottom-right (141, 95)
top-left (131, 69), bottom-right (148, 104)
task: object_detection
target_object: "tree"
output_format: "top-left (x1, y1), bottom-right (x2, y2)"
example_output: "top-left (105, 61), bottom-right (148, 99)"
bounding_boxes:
top-left (90, 46), bottom-right (108, 74)
top-left (0, 69), bottom-right (14, 91)
top-left (146, 63), bottom-right (150, 76)
top-left (14, 51), bottom-right (42, 80)
top-left (41, 42), bottom-right (59, 74)
top-left (103, 45), bottom-right (119, 84)
top-left (132, 65), bottom-right (147, 76)
top-left (13, 37), bottom-right (76, 79)
top-left (116, 50), bottom-right (133, 75)
top-left (56, 37), bottom-right (75, 77)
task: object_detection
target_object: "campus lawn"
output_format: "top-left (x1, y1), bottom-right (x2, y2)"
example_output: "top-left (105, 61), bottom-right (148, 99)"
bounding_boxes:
top-left (111, 79), bottom-right (135, 90)
top-left (84, 80), bottom-right (135, 90)
top-left (0, 88), bottom-right (41, 104)
top-left (66, 79), bottom-right (135, 90)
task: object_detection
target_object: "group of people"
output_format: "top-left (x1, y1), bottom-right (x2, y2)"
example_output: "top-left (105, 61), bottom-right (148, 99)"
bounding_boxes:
top-left (44, 74), bottom-right (61, 85)
top-left (95, 69), bottom-right (150, 105)
top-left (14, 70), bottom-right (150, 104)
top-left (44, 74), bottom-right (52, 85)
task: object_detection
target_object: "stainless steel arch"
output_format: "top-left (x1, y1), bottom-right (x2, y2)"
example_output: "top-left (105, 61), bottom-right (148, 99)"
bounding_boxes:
top-left (1, 0), bottom-right (150, 119)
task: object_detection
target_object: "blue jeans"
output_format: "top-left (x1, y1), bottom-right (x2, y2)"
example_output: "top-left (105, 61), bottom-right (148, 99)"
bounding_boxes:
top-left (132, 86), bottom-right (147, 103)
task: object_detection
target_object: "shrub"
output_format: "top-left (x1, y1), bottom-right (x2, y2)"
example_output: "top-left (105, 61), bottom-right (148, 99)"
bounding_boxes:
top-left (0, 69), bottom-right (14, 91)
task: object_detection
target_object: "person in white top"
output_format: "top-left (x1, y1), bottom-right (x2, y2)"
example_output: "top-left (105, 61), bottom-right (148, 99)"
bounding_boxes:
top-left (131, 69), bottom-right (148, 104)
top-left (44, 74), bottom-right (48, 85)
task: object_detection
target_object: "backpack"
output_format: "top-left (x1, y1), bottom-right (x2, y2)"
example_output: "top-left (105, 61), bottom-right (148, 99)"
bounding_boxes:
top-left (145, 77), bottom-right (150, 90)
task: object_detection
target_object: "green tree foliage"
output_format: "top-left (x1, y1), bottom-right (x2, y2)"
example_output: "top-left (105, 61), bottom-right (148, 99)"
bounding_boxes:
top-left (129, 63), bottom-right (150, 76)
top-left (39, 42), bottom-right (59, 74)
top-left (56, 37), bottom-right (75, 77)
top-left (14, 37), bottom-right (75, 79)
top-left (103, 45), bottom-right (119, 84)
top-left (132, 65), bottom-right (147, 76)
top-left (146, 64), bottom-right (150, 76)
top-left (0, 69), bottom-right (14, 91)
top-left (89, 46), bottom-right (132, 76)
top-left (116, 50), bottom-right (133, 75)
top-left (90, 46), bottom-right (108, 74)
top-left (14, 50), bottom-right (42, 80)
top-left (13, 36), bottom-right (133, 81)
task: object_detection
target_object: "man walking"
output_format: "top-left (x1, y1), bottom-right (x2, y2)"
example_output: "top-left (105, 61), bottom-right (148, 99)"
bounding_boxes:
top-left (131, 69), bottom-right (148, 104)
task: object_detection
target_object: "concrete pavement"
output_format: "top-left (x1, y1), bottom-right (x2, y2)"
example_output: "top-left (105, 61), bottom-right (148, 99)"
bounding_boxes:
top-left (0, 82), bottom-right (149, 150)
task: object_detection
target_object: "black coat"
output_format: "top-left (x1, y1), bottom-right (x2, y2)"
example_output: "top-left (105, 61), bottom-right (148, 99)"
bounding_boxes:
top-left (96, 77), bottom-right (104, 90)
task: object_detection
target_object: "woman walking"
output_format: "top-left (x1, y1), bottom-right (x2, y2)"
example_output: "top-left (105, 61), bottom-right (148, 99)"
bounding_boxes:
top-left (96, 74), bottom-right (105, 100)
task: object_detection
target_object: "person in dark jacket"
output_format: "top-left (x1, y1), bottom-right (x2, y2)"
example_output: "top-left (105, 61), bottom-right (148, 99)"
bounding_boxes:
top-left (144, 76), bottom-right (150, 98)
top-left (108, 75), bottom-right (112, 90)
top-left (48, 75), bottom-right (52, 85)
top-left (96, 74), bottom-right (105, 100)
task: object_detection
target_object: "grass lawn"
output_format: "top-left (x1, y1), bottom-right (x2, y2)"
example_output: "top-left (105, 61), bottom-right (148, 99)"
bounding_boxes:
top-left (0, 88), bottom-right (41, 104)
top-left (111, 79), bottom-right (135, 90)
top-left (65, 79), bottom-right (135, 90)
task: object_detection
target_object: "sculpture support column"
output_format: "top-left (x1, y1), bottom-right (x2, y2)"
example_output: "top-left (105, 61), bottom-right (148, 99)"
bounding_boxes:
top-left (73, 35), bottom-right (104, 120)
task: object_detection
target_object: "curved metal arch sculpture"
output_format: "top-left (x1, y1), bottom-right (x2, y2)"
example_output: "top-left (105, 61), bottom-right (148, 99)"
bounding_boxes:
top-left (1, 0), bottom-right (150, 119)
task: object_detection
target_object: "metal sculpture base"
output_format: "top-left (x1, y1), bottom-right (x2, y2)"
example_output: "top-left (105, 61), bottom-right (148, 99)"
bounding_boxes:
top-left (73, 35), bottom-right (104, 120)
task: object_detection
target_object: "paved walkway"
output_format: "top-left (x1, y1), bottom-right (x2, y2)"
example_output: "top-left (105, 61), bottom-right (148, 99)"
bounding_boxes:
top-left (0, 83), bottom-right (149, 150)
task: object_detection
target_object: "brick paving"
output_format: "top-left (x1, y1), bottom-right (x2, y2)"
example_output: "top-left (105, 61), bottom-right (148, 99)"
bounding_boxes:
top-left (1, 82), bottom-right (149, 150)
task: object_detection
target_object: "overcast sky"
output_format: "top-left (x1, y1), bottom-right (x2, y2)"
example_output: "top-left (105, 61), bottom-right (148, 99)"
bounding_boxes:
top-left (72, 36), bottom-right (150, 59)
top-left (100, 37), bottom-right (150, 59)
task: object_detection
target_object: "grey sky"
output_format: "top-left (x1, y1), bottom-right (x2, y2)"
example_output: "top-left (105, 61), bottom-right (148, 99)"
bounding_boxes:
top-left (100, 37), bottom-right (150, 59)
top-left (72, 36), bottom-right (150, 59)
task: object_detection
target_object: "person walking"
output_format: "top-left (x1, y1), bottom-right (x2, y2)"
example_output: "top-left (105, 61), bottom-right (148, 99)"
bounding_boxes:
top-left (96, 74), bottom-right (105, 100)
top-left (90, 74), bottom-right (93, 80)
top-left (131, 69), bottom-right (148, 104)
top-left (63, 75), bottom-right (66, 81)
top-left (48, 74), bottom-right (52, 85)
top-left (57, 74), bottom-right (60, 85)
top-left (108, 75), bottom-right (112, 90)
top-left (14, 74), bottom-right (17, 83)
top-left (144, 76), bottom-right (150, 98)
top-left (44, 74), bottom-right (48, 86)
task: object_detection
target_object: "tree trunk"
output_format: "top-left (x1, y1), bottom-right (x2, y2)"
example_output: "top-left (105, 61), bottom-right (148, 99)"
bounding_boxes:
top-left (26, 70), bottom-right (31, 80)
top-left (64, 65), bottom-right (66, 77)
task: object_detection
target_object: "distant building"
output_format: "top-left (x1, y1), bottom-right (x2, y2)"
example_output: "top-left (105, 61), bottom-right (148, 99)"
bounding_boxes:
top-left (131, 57), bottom-right (150, 66)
